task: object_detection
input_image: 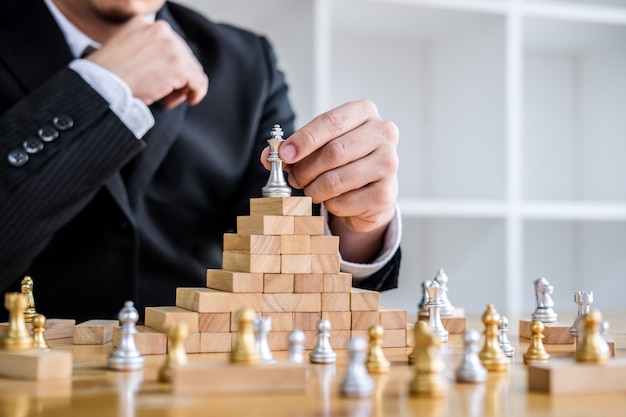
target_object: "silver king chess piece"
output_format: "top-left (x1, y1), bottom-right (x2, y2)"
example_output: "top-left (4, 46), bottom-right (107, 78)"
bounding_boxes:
top-left (531, 277), bottom-right (558, 323)
top-left (253, 316), bottom-right (275, 364)
top-left (107, 300), bottom-right (145, 371)
top-left (262, 124), bottom-right (292, 197)
top-left (426, 280), bottom-right (449, 343)
top-left (497, 315), bottom-right (515, 357)
top-left (570, 290), bottom-right (593, 336)
top-left (433, 269), bottom-right (455, 317)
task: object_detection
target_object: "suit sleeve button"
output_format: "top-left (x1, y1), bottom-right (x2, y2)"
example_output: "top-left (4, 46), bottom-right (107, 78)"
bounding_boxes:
top-left (37, 125), bottom-right (59, 142)
top-left (22, 138), bottom-right (44, 153)
top-left (8, 149), bottom-right (29, 167)
top-left (52, 115), bottom-right (74, 131)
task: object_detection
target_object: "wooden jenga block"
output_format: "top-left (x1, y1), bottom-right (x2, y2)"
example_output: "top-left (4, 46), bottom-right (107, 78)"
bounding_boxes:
top-left (223, 233), bottom-right (280, 254)
top-left (267, 331), bottom-right (291, 351)
top-left (292, 293), bottom-right (321, 312)
top-left (0, 349), bottom-right (72, 381)
top-left (293, 273), bottom-right (324, 293)
top-left (293, 312), bottom-right (321, 331)
top-left (323, 272), bottom-right (352, 293)
top-left (113, 325), bottom-right (167, 355)
top-left (519, 319), bottom-right (575, 344)
top-left (73, 319), bottom-right (118, 345)
top-left (1, 319), bottom-right (77, 340)
top-left (184, 332), bottom-right (201, 354)
top-left (322, 293), bottom-right (350, 312)
top-left (145, 306), bottom-right (199, 333)
top-left (310, 235), bottom-right (339, 255)
top-left (528, 358), bottom-right (626, 394)
top-left (303, 330), bottom-right (318, 349)
top-left (351, 311), bottom-right (381, 330)
top-left (322, 311), bottom-right (352, 330)
top-left (200, 332), bottom-right (232, 353)
top-left (418, 308), bottom-right (467, 334)
top-left (380, 307), bottom-right (409, 330)
top-left (311, 254), bottom-right (340, 273)
top-left (280, 235), bottom-right (310, 254)
top-left (198, 312), bottom-right (230, 333)
top-left (230, 293), bottom-right (263, 312)
top-left (407, 322), bottom-right (415, 347)
top-left (263, 273), bottom-right (294, 293)
top-left (206, 270), bottom-right (264, 293)
top-left (294, 216), bottom-right (324, 235)
top-left (176, 287), bottom-right (232, 313)
top-left (237, 215), bottom-right (294, 235)
top-left (381, 328), bottom-right (407, 348)
top-left (262, 312), bottom-right (293, 331)
top-left (329, 330), bottom-right (351, 349)
top-left (262, 293), bottom-right (292, 313)
top-left (350, 288), bottom-right (380, 311)
top-left (249, 196), bottom-right (312, 216)
top-left (222, 252), bottom-right (281, 273)
top-left (281, 254), bottom-right (311, 273)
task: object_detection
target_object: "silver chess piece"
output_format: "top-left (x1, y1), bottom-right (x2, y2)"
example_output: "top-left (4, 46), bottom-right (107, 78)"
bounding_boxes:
top-left (107, 300), bottom-right (145, 371)
top-left (340, 337), bottom-right (375, 397)
top-left (262, 124), bottom-right (292, 197)
top-left (310, 319), bottom-right (337, 364)
top-left (253, 316), bottom-right (275, 364)
top-left (570, 290), bottom-right (593, 336)
top-left (418, 279), bottom-right (431, 314)
top-left (455, 329), bottom-right (487, 383)
top-left (531, 277), bottom-right (558, 323)
top-left (426, 280), bottom-right (448, 343)
top-left (288, 329), bottom-right (306, 364)
top-left (433, 269), bottom-right (455, 317)
top-left (497, 315), bottom-right (515, 357)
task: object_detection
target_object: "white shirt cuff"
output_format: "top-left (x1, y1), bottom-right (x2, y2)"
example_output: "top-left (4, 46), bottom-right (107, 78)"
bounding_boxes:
top-left (69, 59), bottom-right (155, 139)
top-left (322, 202), bottom-right (402, 280)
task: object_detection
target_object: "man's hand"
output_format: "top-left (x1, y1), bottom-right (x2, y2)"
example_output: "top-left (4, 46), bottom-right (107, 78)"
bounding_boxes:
top-left (87, 19), bottom-right (208, 108)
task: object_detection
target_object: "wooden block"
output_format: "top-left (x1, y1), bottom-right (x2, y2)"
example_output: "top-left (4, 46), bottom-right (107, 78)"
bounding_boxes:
top-left (380, 307), bottom-right (409, 330)
top-left (311, 254), bottom-right (340, 273)
top-left (321, 293), bottom-right (350, 312)
top-left (330, 330), bottom-right (351, 349)
top-left (262, 312), bottom-right (293, 331)
top-left (293, 312), bottom-right (321, 331)
top-left (200, 332), bottom-right (232, 353)
top-left (280, 235), bottom-right (310, 254)
top-left (262, 293), bottom-right (292, 313)
top-left (303, 331), bottom-right (318, 349)
top-left (293, 273), bottom-right (324, 293)
top-left (519, 319), bottom-right (575, 344)
top-left (418, 310), bottom-right (467, 334)
top-left (249, 196), bottom-right (312, 216)
top-left (267, 331), bottom-right (291, 351)
top-left (263, 273), bottom-right (294, 293)
top-left (223, 233), bottom-right (281, 254)
top-left (198, 312), bottom-right (231, 333)
top-left (0, 349), bottom-right (72, 381)
top-left (73, 319), bottom-right (118, 345)
top-left (407, 323), bottom-right (415, 347)
top-left (323, 273), bottom-right (352, 293)
top-left (322, 311), bottom-right (352, 330)
top-left (176, 287), bottom-right (232, 313)
top-left (528, 358), bottom-right (626, 394)
top-left (292, 293), bottom-right (321, 312)
top-left (184, 332), bottom-right (201, 354)
top-left (281, 254), bottom-right (311, 273)
top-left (206, 270), bottom-right (264, 293)
top-left (351, 311), bottom-right (381, 330)
top-left (381, 328), bottom-right (407, 348)
top-left (1, 319), bottom-right (77, 341)
top-left (145, 306), bottom-right (199, 333)
top-left (113, 325), bottom-right (167, 355)
top-left (237, 215), bottom-right (294, 235)
top-left (294, 216), bottom-right (324, 235)
top-left (350, 288), bottom-right (380, 311)
top-left (230, 293), bottom-right (263, 312)
top-left (310, 235), bottom-right (339, 255)
top-left (222, 252), bottom-right (281, 273)
top-left (172, 361), bottom-right (307, 394)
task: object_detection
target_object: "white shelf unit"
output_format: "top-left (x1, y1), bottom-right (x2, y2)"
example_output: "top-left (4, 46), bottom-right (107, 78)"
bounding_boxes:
top-left (178, 0), bottom-right (626, 316)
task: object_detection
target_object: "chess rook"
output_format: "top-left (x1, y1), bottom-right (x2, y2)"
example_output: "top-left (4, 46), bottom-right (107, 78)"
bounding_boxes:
top-left (107, 301), bottom-right (145, 371)
top-left (570, 290), bottom-right (593, 336)
top-left (262, 124), bottom-right (291, 197)
top-left (1, 293), bottom-right (34, 350)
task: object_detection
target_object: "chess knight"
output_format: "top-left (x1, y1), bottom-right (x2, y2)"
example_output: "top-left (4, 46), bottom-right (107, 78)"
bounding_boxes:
top-left (532, 277), bottom-right (558, 323)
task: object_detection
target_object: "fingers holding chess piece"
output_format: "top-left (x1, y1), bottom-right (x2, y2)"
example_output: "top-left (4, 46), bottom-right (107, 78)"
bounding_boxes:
top-left (575, 309), bottom-right (610, 364)
top-left (1, 293), bottom-right (34, 350)
top-left (159, 321), bottom-right (189, 383)
top-left (523, 320), bottom-right (550, 364)
top-left (230, 308), bottom-right (261, 364)
top-left (366, 325), bottom-right (390, 374)
top-left (32, 314), bottom-right (50, 350)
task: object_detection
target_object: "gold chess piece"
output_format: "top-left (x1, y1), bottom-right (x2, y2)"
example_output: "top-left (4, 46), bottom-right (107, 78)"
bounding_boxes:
top-left (523, 320), bottom-right (550, 364)
top-left (32, 314), bottom-right (50, 350)
top-left (366, 325), bottom-right (390, 374)
top-left (159, 321), bottom-right (189, 383)
top-left (575, 309), bottom-right (610, 364)
top-left (230, 308), bottom-right (261, 364)
top-left (20, 276), bottom-right (37, 323)
top-left (409, 321), bottom-right (446, 397)
top-left (1, 293), bottom-right (34, 350)
top-left (478, 304), bottom-right (509, 372)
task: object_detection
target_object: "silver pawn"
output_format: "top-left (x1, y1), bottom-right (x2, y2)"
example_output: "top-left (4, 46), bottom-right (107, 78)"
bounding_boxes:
top-left (288, 329), bottom-right (306, 364)
top-left (340, 337), bottom-right (375, 397)
top-left (531, 277), bottom-right (558, 323)
top-left (497, 315), bottom-right (515, 357)
top-left (455, 329), bottom-right (487, 383)
top-left (261, 124), bottom-right (292, 197)
top-left (570, 290), bottom-right (593, 336)
top-left (310, 319), bottom-right (337, 364)
top-left (253, 316), bottom-right (275, 364)
top-left (107, 300), bottom-right (144, 371)
top-left (426, 280), bottom-right (448, 343)
top-left (418, 279), bottom-right (431, 314)
top-left (433, 269), bottom-right (455, 317)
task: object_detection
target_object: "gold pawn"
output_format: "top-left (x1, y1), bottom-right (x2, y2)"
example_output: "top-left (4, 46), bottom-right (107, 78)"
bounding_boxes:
top-left (1, 293), bottom-right (34, 350)
top-left (32, 314), bottom-right (50, 350)
top-left (409, 321), bottom-right (446, 397)
top-left (576, 309), bottom-right (610, 364)
top-left (478, 304), bottom-right (509, 372)
top-left (230, 308), bottom-right (261, 364)
top-left (366, 325), bottom-right (390, 373)
top-left (523, 320), bottom-right (550, 364)
top-left (20, 276), bottom-right (37, 323)
top-left (159, 321), bottom-right (189, 383)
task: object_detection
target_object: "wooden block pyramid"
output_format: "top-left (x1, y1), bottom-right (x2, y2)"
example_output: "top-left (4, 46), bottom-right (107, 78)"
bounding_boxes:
top-left (142, 196), bottom-right (408, 353)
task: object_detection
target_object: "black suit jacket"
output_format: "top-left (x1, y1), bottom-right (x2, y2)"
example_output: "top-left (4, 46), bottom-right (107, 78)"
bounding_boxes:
top-left (0, 0), bottom-right (400, 321)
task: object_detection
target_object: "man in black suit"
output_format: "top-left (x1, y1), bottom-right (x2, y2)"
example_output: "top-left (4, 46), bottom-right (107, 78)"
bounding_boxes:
top-left (0, 0), bottom-right (401, 321)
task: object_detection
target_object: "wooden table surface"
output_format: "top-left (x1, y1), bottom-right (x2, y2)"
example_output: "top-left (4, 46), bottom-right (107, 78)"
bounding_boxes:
top-left (1, 311), bottom-right (625, 417)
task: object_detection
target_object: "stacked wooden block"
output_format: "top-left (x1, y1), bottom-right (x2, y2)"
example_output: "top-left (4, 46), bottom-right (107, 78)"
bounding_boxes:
top-left (141, 196), bottom-right (408, 353)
